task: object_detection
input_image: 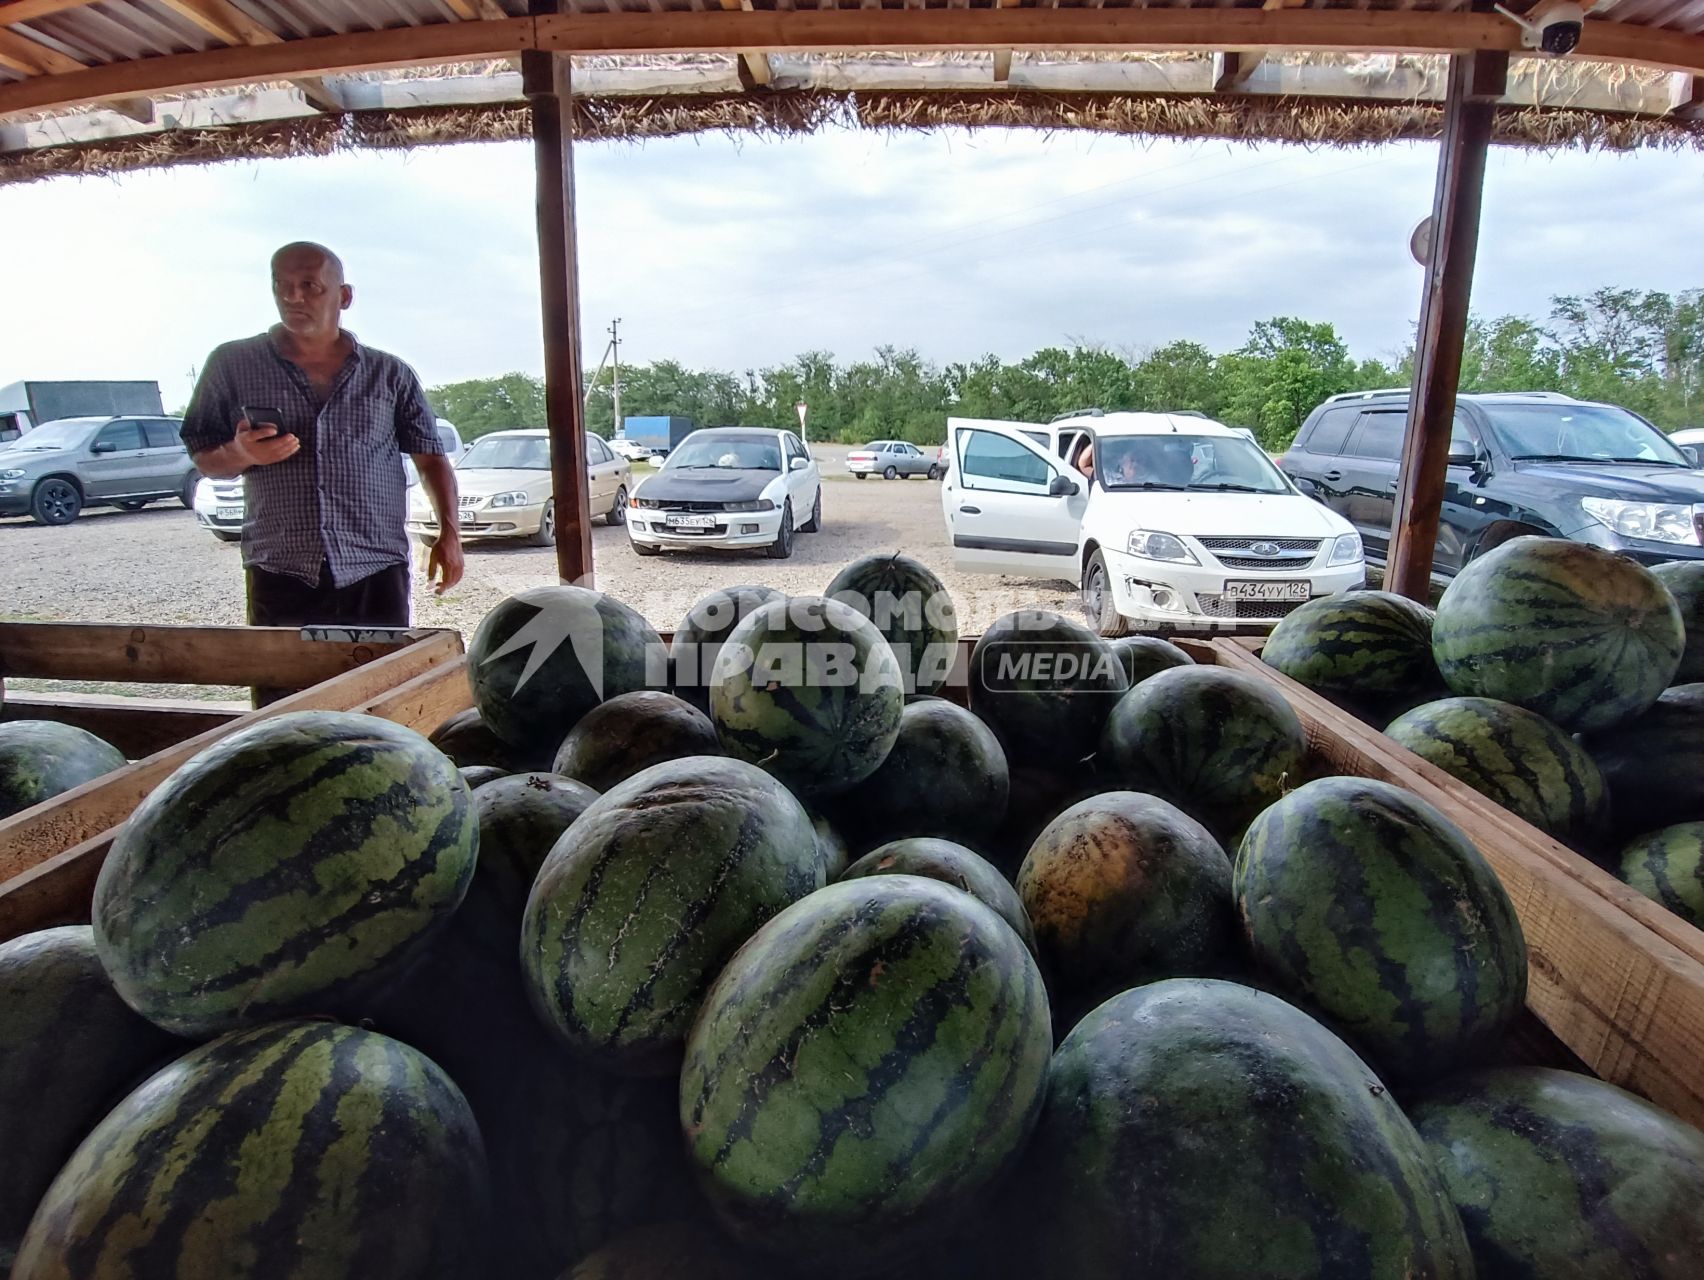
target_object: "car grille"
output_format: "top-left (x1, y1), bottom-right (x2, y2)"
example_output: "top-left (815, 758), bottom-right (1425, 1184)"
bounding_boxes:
top-left (648, 500), bottom-right (728, 513)
top-left (458, 494), bottom-right (480, 508)
top-left (1194, 594), bottom-right (1314, 622)
top-left (1196, 536), bottom-right (1322, 572)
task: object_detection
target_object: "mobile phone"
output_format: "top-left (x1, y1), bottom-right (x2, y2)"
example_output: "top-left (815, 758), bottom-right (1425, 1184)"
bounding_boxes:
top-left (242, 406), bottom-right (290, 436)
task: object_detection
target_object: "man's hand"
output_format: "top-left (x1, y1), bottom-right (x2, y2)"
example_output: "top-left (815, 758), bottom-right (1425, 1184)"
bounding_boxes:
top-left (233, 418), bottom-right (301, 469)
top-left (426, 530), bottom-right (465, 595)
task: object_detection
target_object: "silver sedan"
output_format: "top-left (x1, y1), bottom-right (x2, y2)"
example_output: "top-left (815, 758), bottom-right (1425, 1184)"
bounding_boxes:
top-left (845, 440), bottom-right (940, 480)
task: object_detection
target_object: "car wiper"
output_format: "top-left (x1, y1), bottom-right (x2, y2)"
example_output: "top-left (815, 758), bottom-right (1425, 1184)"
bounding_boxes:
top-left (1110, 481), bottom-right (1188, 491)
top-left (1602, 457), bottom-right (1684, 465)
top-left (1189, 483), bottom-right (1269, 493)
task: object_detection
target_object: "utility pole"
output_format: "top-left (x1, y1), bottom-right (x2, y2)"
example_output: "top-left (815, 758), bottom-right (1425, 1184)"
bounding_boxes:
top-left (609, 317), bottom-right (623, 439)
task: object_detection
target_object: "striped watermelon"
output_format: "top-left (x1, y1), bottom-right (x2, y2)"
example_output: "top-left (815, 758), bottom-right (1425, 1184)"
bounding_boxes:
top-left (1652, 560), bottom-right (1704, 684)
top-left (1410, 1067), bottom-right (1704, 1278)
top-left (521, 755), bottom-right (825, 1074)
top-left (1020, 979), bottom-right (1472, 1280)
top-left (1619, 821), bottom-right (1704, 926)
top-left (969, 611), bottom-right (1127, 768)
top-left (806, 805), bottom-right (852, 881)
top-left (669, 584), bottom-right (789, 713)
top-left (825, 698), bottom-right (1009, 852)
top-left (1107, 635), bottom-right (1193, 687)
top-left (710, 596), bottom-right (904, 798)
top-left (554, 690), bottom-right (721, 792)
top-left (0, 722), bottom-right (125, 820)
top-left (1017, 792), bottom-right (1235, 1004)
top-left (12, 1021), bottom-right (487, 1280)
top-left (430, 706), bottom-right (553, 773)
top-left (469, 585), bottom-right (665, 754)
top-left (842, 837), bottom-right (1036, 954)
top-left (1589, 683), bottom-right (1704, 837)
top-left (681, 876), bottom-right (1051, 1270)
top-left (1098, 665), bottom-right (1308, 844)
top-left (93, 710), bottom-right (477, 1038)
top-left (1431, 537), bottom-right (1684, 733)
top-left (566, 1223), bottom-right (760, 1280)
top-left (1234, 776), bottom-right (1528, 1084)
top-left (990, 766), bottom-right (1110, 879)
top-left (825, 552), bottom-right (961, 695)
top-left (0, 928), bottom-right (181, 1271)
top-left (1385, 696), bottom-right (1608, 845)
top-left (1262, 590), bottom-right (1439, 696)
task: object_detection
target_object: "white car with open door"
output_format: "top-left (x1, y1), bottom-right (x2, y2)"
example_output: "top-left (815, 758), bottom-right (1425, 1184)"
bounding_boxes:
top-left (941, 412), bottom-right (1366, 634)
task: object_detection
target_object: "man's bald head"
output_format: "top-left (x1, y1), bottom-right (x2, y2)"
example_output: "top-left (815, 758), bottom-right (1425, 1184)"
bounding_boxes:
top-left (271, 241), bottom-right (344, 284)
top-left (271, 242), bottom-right (352, 344)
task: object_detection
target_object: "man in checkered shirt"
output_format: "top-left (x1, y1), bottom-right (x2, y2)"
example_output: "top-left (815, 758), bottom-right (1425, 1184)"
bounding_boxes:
top-left (182, 242), bottom-right (463, 633)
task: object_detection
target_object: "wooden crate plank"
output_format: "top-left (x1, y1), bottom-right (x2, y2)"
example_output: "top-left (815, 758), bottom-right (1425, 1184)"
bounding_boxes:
top-left (1205, 638), bottom-right (1704, 1128)
top-left (0, 631), bottom-right (463, 883)
top-left (2, 691), bottom-right (244, 758)
top-left (0, 622), bottom-right (440, 687)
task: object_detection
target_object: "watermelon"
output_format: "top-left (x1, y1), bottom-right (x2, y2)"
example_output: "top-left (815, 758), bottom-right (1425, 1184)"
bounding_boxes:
top-left (0, 928), bottom-right (181, 1271)
top-left (430, 706), bottom-right (553, 772)
top-left (1017, 792), bottom-right (1235, 1001)
top-left (1385, 696), bottom-right (1608, 844)
top-left (1234, 776), bottom-right (1528, 1084)
top-left (459, 763), bottom-right (509, 789)
top-left (0, 721), bottom-right (125, 820)
top-left (668, 584), bottom-right (789, 713)
top-left (988, 765), bottom-right (1109, 879)
top-left (842, 837), bottom-right (1036, 954)
top-left (554, 690), bottom-right (721, 792)
top-left (1589, 684), bottom-right (1704, 836)
top-left (92, 710), bottom-right (478, 1038)
top-left (681, 877), bottom-right (1051, 1269)
top-left (710, 596), bottom-right (904, 798)
top-left (825, 551), bottom-right (960, 695)
top-left (968, 611), bottom-right (1127, 768)
top-left (1019, 979), bottom-right (1473, 1279)
top-left (566, 1223), bottom-right (760, 1280)
top-left (1410, 1067), bottom-right (1704, 1278)
top-left (521, 755), bottom-right (825, 1074)
top-left (12, 1021), bottom-right (487, 1280)
top-left (469, 585), bottom-right (665, 753)
top-left (1619, 821), bottom-right (1704, 926)
top-left (1431, 537), bottom-right (1683, 733)
top-left (1652, 559), bottom-right (1704, 684)
top-left (1107, 634), bottom-right (1193, 687)
top-left (806, 805), bottom-right (852, 881)
top-left (1262, 590), bottom-right (1438, 696)
top-left (1098, 665), bottom-right (1308, 844)
top-left (825, 698), bottom-right (1009, 852)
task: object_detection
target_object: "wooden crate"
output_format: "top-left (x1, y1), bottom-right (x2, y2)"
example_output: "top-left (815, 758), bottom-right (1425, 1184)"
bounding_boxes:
top-left (1194, 637), bottom-right (1704, 1130)
top-left (0, 622), bottom-right (472, 943)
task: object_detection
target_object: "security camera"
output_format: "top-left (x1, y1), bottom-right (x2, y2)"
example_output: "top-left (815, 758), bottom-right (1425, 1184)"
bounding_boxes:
top-left (1494, 1), bottom-right (1587, 55)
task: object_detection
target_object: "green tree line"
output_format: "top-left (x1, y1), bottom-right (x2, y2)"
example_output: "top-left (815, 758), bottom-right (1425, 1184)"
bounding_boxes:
top-left (427, 286), bottom-right (1704, 452)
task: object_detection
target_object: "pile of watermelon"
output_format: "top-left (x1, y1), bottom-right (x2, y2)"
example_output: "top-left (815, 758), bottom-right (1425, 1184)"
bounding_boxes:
top-left (1, 547), bottom-right (1702, 1279)
top-left (1264, 537), bottom-right (1704, 930)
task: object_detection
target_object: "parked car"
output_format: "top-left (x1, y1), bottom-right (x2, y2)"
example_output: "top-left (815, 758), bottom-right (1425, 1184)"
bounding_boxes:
top-left (0, 415), bottom-right (198, 526)
top-left (609, 437), bottom-right (660, 463)
top-left (196, 419), bottom-right (464, 543)
top-left (1281, 390), bottom-right (1704, 579)
top-left (941, 412), bottom-right (1364, 634)
top-left (628, 427), bottom-right (821, 559)
top-left (847, 440), bottom-right (939, 480)
top-left (1670, 426), bottom-right (1704, 457)
top-left (407, 428), bottom-right (629, 547)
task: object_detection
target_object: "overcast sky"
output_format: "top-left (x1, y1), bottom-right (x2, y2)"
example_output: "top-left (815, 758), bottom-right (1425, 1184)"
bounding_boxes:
top-left (1, 126), bottom-right (1699, 411)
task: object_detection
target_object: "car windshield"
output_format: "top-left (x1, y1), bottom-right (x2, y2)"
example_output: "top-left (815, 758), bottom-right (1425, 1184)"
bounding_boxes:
top-left (1096, 434), bottom-right (1290, 494)
top-left (667, 435), bottom-right (781, 471)
top-left (1484, 403), bottom-right (1688, 466)
top-left (10, 418), bottom-right (98, 450)
top-left (456, 436), bottom-right (550, 470)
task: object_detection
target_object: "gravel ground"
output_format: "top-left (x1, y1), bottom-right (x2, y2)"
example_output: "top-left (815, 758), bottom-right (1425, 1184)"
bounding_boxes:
top-left (1, 445), bottom-right (1080, 697)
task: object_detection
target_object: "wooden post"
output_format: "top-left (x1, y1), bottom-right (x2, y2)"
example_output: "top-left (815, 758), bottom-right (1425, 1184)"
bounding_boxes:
top-left (1387, 50), bottom-right (1506, 600)
top-left (523, 42), bottom-right (594, 587)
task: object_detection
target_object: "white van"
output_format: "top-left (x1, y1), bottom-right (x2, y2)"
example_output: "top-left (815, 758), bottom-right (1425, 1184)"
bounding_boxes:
top-left (939, 411), bottom-right (1366, 634)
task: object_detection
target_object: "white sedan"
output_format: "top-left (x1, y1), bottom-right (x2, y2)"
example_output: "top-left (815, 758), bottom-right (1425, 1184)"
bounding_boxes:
top-left (627, 427), bottom-right (821, 559)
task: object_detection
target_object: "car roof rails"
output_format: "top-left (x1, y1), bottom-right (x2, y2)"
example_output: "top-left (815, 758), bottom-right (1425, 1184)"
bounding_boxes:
top-left (1049, 408), bottom-right (1105, 423)
top-left (1468, 390), bottom-right (1577, 402)
top-left (1321, 388), bottom-right (1410, 404)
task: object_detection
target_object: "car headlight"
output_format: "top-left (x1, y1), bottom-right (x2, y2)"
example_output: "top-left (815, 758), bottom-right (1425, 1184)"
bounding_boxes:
top-left (485, 491), bottom-right (531, 509)
top-left (1126, 530), bottom-right (1199, 564)
top-left (1581, 498), bottom-right (1702, 546)
top-left (721, 500), bottom-right (776, 513)
top-left (632, 496), bottom-right (656, 509)
top-left (0, 469), bottom-right (24, 480)
top-left (1328, 532), bottom-right (1363, 565)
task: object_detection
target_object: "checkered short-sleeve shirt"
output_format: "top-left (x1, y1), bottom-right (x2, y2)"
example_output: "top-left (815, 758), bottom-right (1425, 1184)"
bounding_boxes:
top-left (182, 330), bottom-right (444, 587)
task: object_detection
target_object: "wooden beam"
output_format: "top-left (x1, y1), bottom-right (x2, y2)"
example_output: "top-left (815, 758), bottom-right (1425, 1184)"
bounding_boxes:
top-left (992, 48), bottom-right (1012, 83)
top-left (523, 49), bottom-right (595, 587)
top-left (1671, 72), bottom-right (1704, 119)
top-left (155, 0), bottom-right (280, 47)
top-left (292, 74), bottom-right (346, 112)
top-left (1387, 50), bottom-right (1505, 600)
top-left (2, 691), bottom-right (243, 758)
top-left (720, 0), bottom-right (772, 90)
top-left (0, 26), bottom-right (81, 75)
top-left (1213, 50), bottom-right (1264, 92)
top-left (443, 0), bottom-right (510, 19)
top-left (0, 0), bottom-right (99, 23)
top-left (4, 11), bottom-right (1704, 121)
top-left (106, 95), bottom-right (154, 123)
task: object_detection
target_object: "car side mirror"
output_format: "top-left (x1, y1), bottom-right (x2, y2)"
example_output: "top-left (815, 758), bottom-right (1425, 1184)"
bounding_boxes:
top-left (1446, 444), bottom-right (1477, 467)
top-left (1049, 474), bottom-right (1080, 497)
top-left (1683, 445), bottom-right (1701, 468)
top-left (789, 457), bottom-right (808, 471)
top-left (90, 441), bottom-right (117, 454)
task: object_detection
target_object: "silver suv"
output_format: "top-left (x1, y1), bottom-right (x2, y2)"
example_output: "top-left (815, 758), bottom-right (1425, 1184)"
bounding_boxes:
top-left (0, 415), bottom-right (198, 526)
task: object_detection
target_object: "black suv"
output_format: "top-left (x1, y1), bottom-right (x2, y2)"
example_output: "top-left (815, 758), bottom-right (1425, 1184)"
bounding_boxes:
top-left (1281, 391), bottom-right (1704, 580)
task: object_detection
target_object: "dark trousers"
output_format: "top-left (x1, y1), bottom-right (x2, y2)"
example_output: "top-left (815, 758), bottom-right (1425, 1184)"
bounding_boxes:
top-left (247, 561), bottom-right (410, 706)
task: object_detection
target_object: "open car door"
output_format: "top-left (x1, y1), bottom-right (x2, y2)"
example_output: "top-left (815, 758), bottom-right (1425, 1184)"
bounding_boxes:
top-left (943, 418), bottom-right (1087, 576)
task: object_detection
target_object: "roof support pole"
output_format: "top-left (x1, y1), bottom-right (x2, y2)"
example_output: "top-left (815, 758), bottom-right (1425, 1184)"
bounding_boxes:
top-left (1387, 48), bottom-right (1506, 601)
top-left (523, 43), bottom-right (594, 588)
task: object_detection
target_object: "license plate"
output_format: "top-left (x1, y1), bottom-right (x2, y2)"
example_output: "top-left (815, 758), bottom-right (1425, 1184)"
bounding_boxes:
top-left (1225, 580), bottom-right (1310, 602)
top-left (216, 506), bottom-right (242, 521)
top-left (665, 513), bottom-right (717, 528)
